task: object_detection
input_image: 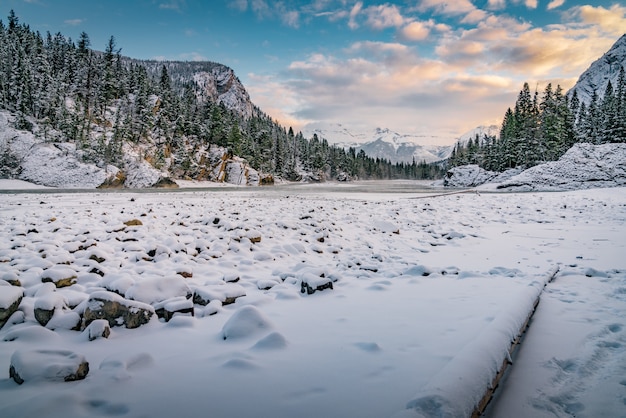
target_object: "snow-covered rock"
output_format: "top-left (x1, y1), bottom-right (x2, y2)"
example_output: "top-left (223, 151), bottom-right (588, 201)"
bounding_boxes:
top-left (444, 165), bottom-right (498, 187)
top-left (496, 143), bottom-right (626, 191)
top-left (221, 305), bottom-right (274, 341)
top-left (446, 143), bottom-right (626, 191)
top-left (9, 349), bottom-right (89, 384)
top-left (0, 282), bottom-right (23, 329)
top-left (82, 291), bottom-right (154, 329)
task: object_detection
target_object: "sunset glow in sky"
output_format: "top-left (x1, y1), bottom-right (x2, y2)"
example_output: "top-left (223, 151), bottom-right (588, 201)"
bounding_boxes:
top-left (4, 0), bottom-right (626, 142)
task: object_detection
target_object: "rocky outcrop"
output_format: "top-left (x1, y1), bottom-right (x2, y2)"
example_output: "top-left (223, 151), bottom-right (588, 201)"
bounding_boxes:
top-left (82, 291), bottom-right (154, 329)
top-left (10, 349), bottom-right (89, 384)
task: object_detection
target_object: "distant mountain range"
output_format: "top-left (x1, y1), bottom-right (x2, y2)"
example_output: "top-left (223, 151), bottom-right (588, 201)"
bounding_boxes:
top-left (302, 124), bottom-right (499, 164)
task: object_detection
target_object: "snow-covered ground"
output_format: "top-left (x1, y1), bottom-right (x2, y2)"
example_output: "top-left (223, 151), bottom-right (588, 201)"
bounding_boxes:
top-left (0, 183), bottom-right (624, 418)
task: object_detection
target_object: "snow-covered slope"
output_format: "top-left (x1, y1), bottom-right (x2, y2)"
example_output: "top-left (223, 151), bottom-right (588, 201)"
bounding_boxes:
top-left (568, 34), bottom-right (626, 104)
top-left (0, 111), bottom-right (262, 188)
top-left (444, 143), bottom-right (626, 191)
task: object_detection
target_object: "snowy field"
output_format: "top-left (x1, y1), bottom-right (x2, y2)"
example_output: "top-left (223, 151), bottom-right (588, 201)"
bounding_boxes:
top-left (0, 181), bottom-right (625, 418)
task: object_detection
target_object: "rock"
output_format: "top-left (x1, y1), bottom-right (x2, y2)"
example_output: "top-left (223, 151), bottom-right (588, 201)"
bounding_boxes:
top-left (10, 349), bottom-right (89, 384)
top-left (1, 272), bottom-right (21, 287)
top-left (0, 283), bottom-right (23, 329)
top-left (83, 291), bottom-right (154, 329)
top-left (193, 283), bottom-right (246, 306)
top-left (84, 319), bottom-right (111, 341)
top-left (300, 272), bottom-right (334, 295)
top-left (33, 292), bottom-right (67, 327)
top-left (97, 170), bottom-right (126, 188)
top-left (125, 276), bottom-right (192, 305)
top-left (41, 265), bottom-right (78, 288)
top-left (444, 164), bottom-right (497, 187)
top-left (155, 297), bottom-right (194, 322)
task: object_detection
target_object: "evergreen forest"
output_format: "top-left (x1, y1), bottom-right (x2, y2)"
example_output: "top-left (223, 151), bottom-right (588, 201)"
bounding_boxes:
top-left (448, 70), bottom-right (626, 171)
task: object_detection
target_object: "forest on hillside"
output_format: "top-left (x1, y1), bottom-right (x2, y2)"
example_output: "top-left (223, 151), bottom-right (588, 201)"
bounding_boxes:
top-left (0, 11), bottom-right (443, 182)
top-left (449, 71), bottom-right (626, 171)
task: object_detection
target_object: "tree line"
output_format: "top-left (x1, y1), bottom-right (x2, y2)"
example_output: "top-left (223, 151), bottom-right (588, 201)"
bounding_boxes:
top-left (449, 66), bottom-right (626, 171)
top-left (0, 11), bottom-right (443, 182)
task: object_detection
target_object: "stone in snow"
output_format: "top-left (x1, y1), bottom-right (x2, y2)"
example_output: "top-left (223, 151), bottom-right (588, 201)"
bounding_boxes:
top-left (10, 349), bottom-right (89, 384)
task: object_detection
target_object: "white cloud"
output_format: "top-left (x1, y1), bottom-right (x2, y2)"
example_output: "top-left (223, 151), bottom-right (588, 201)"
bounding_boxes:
top-left (348, 2), bottom-right (363, 30)
top-left (64, 19), bottom-right (83, 26)
top-left (487, 0), bottom-right (506, 10)
top-left (547, 0), bottom-right (565, 10)
top-left (569, 4), bottom-right (626, 37)
top-left (364, 4), bottom-right (406, 30)
top-left (525, 0), bottom-right (538, 8)
top-left (398, 21), bottom-right (431, 41)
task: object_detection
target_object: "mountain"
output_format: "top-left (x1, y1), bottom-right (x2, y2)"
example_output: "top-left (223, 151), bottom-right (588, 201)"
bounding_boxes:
top-left (303, 124), bottom-right (454, 164)
top-left (304, 124), bottom-right (501, 164)
top-left (125, 59), bottom-right (258, 119)
top-left (568, 34), bottom-right (626, 104)
top-left (455, 125), bottom-right (500, 146)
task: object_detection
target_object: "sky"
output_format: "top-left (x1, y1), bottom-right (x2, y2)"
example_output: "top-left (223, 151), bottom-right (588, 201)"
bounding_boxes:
top-left (3, 1), bottom-right (626, 143)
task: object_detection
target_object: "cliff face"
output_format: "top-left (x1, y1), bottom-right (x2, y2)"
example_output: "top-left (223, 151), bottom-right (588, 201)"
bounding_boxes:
top-left (568, 34), bottom-right (626, 104)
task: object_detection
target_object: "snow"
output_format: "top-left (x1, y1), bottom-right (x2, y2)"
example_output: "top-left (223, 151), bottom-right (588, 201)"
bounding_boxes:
top-left (445, 143), bottom-right (626, 191)
top-left (0, 184), bottom-right (624, 418)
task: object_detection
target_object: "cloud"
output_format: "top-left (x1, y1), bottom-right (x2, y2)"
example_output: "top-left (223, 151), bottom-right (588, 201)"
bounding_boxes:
top-left (229, 0), bottom-right (248, 12)
top-left (364, 4), bottom-right (406, 30)
top-left (251, 0), bottom-right (271, 20)
top-left (398, 21), bottom-right (431, 41)
top-left (348, 2), bottom-right (363, 30)
top-left (487, 0), bottom-right (506, 10)
top-left (569, 4), bottom-right (626, 37)
top-left (418, 0), bottom-right (478, 16)
top-left (275, 4), bottom-right (300, 28)
top-left (547, 0), bottom-right (565, 10)
top-left (159, 1), bottom-right (185, 12)
top-left (64, 19), bottom-right (83, 26)
top-left (524, 0), bottom-right (538, 9)
top-left (179, 52), bottom-right (209, 61)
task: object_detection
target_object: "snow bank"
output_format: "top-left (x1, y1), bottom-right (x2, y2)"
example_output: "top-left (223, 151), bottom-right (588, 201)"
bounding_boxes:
top-left (496, 143), bottom-right (626, 191)
top-left (446, 143), bottom-right (626, 191)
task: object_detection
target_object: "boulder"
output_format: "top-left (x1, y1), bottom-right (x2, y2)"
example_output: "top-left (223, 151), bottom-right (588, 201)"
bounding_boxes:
top-left (10, 349), bottom-right (89, 384)
top-left (83, 319), bottom-right (111, 341)
top-left (0, 283), bottom-right (23, 329)
top-left (33, 292), bottom-right (67, 327)
top-left (444, 164), bottom-right (497, 187)
top-left (83, 291), bottom-right (154, 329)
